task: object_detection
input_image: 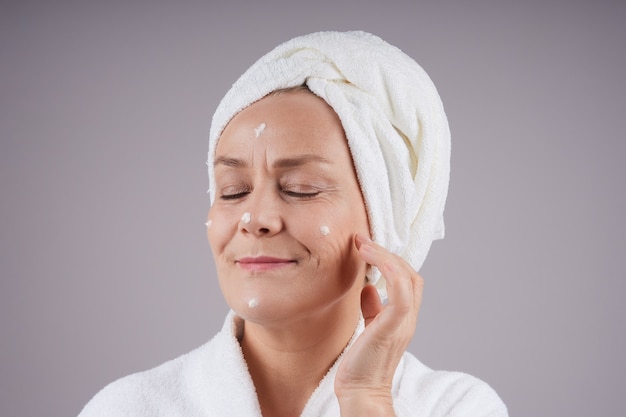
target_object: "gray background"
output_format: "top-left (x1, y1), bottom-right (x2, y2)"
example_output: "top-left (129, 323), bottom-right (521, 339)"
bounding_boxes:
top-left (1, 0), bottom-right (624, 416)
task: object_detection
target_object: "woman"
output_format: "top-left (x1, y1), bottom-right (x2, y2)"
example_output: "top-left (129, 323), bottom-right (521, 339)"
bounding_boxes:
top-left (79, 31), bottom-right (507, 416)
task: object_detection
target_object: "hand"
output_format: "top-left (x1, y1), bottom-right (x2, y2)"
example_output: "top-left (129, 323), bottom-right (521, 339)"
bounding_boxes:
top-left (335, 233), bottom-right (424, 416)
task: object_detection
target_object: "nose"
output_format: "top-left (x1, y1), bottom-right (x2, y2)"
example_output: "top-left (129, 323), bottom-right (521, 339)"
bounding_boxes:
top-left (239, 186), bottom-right (283, 237)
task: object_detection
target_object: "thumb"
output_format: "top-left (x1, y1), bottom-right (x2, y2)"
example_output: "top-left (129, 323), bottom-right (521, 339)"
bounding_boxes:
top-left (361, 284), bottom-right (383, 327)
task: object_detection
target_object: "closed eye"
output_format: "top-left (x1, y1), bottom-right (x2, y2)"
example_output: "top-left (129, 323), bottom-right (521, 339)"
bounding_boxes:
top-left (220, 191), bottom-right (250, 200)
top-left (283, 190), bottom-right (320, 199)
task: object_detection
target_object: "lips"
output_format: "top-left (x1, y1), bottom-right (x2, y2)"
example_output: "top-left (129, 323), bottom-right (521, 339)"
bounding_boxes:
top-left (236, 256), bottom-right (296, 272)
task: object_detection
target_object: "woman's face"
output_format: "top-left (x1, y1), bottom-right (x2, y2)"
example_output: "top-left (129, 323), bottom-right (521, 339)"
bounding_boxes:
top-left (207, 90), bottom-right (370, 325)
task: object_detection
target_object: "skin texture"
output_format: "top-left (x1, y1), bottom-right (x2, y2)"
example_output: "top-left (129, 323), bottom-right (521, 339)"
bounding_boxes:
top-left (207, 90), bottom-right (423, 417)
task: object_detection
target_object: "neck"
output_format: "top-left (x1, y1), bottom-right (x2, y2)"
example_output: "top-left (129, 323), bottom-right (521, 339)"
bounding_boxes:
top-left (240, 304), bottom-right (361, 417)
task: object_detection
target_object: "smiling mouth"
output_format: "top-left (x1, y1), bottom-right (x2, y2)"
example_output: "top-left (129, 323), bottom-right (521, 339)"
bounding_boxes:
top-left (236, 256), bottom-right (297, 272)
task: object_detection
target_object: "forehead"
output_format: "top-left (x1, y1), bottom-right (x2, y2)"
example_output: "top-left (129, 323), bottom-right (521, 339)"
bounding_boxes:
top-left (216, 91), bottom-right (350, 160)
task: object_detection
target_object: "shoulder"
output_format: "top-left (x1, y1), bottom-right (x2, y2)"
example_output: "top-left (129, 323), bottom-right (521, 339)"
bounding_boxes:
top-left (78, 370), bottom-right (152, 417)
top-left (77, 338), bottom-right (218, 417)
top-left (392, 352), bottom-right (508, 417)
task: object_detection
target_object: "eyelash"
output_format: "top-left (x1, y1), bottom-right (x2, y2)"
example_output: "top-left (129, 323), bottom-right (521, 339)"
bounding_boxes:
top-left (284, 190), bottom-right (320, 199)
top-left (219, 189), bottom-right (320, 200)
top-left (220, 191), bottom-right (250, 200)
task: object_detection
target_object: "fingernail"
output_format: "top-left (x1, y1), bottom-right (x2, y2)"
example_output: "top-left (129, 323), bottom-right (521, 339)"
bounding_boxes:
top-left (355, 233), bottom-right (372, 246)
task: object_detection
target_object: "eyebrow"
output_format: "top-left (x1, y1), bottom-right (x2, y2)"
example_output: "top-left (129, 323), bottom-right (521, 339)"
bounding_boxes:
top-left (214, 156), bottom-right (246, 168)
top-left (214, 154), bottom-right (333, 169)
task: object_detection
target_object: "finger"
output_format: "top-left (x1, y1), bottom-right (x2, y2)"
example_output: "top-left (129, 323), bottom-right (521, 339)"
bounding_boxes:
top-left (354, 233), bottom-right (390, 267)
top-left (411, 271), bottom-right (425, 312)
top-left (355, 234), bottom-right (412, 299)
top-left (360, 284), bottom-right (383, 327)
top-left (355, 234), bottom-right (414, 325)
top-left (380, 258), bottom-right (414, 319)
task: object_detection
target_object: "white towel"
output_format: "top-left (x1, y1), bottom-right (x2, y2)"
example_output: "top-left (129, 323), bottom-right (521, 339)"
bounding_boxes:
top-left (78, 312), bottom-right (508, 416)
top-left (208, 31), bottom-right (451, 292)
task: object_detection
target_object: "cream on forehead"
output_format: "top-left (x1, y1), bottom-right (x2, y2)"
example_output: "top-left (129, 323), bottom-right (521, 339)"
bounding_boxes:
top-left (241, 212), bottom-right (251, 224)
top-left (320, 225), bottom-right (330, 236)
top-left (254, 123), bottom-right (266, 138)
top-left (248, 298), bottom-right (258, 308)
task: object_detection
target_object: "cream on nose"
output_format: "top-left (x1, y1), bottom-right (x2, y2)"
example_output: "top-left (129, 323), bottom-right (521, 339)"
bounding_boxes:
top-left (241, 212), bottom-right (252, 224)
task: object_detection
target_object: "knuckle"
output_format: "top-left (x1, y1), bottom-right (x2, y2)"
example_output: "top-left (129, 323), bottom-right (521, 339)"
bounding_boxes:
top-left (413, 272), bottom-right (424, 288)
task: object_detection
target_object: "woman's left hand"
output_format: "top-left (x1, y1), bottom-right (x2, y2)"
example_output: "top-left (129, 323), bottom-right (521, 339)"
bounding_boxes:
top-left (335, 233), bottom-right (424, 416)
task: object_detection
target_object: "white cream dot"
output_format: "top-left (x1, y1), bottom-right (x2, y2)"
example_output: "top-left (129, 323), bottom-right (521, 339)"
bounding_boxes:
top-left (205, 220), bottom-right (212, 228)
top-left (254, 123), bottom-right (266, 138)
top-left (241, 212), bottom-right (251, 224)
top-left (248, 298), bottom-right (258, 308)
top-left (320, 226), bottom-right (330, 236)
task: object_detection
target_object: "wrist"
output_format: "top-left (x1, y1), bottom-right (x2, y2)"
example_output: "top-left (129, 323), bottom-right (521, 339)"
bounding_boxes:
top-left (337, 388), bottom-right (395, 417)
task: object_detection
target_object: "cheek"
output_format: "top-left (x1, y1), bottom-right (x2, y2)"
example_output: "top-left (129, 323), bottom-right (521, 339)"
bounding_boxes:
top-left (293, 208), bottom-right (357, 262)
top-left (206, 206), bottom-right (237, 255)
top-left (300, 214), bottom-right (367, 288)
top-left (313, 200), bottom-right (369, 272)
top-left (313, 200), bottom-right (368, 241)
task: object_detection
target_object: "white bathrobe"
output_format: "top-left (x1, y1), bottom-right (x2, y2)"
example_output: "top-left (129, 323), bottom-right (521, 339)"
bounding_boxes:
top-left (78, 311), bottom-right (507, 417)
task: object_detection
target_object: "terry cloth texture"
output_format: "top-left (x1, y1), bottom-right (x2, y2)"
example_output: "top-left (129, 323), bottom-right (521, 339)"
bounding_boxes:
top-left (78, 311), bottom-right (508, 417)
top-left (207, 31), bottom-right (451, 293)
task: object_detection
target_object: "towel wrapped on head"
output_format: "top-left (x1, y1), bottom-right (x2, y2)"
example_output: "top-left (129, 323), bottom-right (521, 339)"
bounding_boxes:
top-left (208, 31), bottom-right (451, 295)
